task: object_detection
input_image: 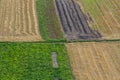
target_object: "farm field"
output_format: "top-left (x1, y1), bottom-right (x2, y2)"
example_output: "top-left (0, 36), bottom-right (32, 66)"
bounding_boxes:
top-left (36, 0), bottom-right (65, 41)
top-left (74, 0), bottom-right (120, 40)
top-left (0, 43), bottom-right (73, 80)
top-left (0, 0), bottom-right (43, 41)
top-left (66, 42), bottom-right (120, 80)
top-left (0, 0), bottom-right (120, 80)
top-left (55, 0), bottom-right (102, 41)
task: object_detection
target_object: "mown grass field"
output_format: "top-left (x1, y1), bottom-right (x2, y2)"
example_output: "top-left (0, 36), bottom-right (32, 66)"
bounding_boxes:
top-left (0, 43), bottom-right (73, 80)
top-left (75, 0), bottom-right (120, 40)
top-left (36, 0), bottom-right (65, 41)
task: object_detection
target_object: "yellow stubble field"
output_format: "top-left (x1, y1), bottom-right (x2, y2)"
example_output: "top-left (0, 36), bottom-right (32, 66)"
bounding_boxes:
top-left (66, 42), bottom-right (120, 80)
top-left (0, 0), bottom-right (43, 41)
top-left (74, 0), bottom-right (120, 39)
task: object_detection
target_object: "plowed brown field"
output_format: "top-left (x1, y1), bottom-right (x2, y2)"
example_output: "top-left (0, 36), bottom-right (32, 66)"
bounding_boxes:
top-left (55, 0), bottom-right (102, 40)
top-left (0, 0), bottom-right (43, 41)
top-left (66, 42), bottom-right (120, 80)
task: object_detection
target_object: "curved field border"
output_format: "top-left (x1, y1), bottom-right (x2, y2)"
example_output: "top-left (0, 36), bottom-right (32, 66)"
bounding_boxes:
top-left (75, 0), bottom-right (120, 40)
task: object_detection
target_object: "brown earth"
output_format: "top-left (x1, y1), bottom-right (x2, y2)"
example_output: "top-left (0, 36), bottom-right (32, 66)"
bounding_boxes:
top-left (55, 0), bottom-right (102, 41)
top-left (66, 42), bottom-right (120, 80)
top-left (0, 0), bottom-right (43, 41)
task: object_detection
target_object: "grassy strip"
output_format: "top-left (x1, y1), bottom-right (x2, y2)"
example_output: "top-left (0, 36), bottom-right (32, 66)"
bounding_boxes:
top-left (0, 39), bottom-right (120, 44)
top-left (36, 0), bottom-right (65, 41)
top-left (0, 43), bottom-right (74, 80)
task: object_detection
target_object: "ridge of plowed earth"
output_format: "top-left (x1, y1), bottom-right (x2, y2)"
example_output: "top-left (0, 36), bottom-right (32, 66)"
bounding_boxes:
top-left (0, 43), bottom-right (74, 80)
top-left (75, 0), bottom-right (120, 40)
top-left (55, 0), bottom-right (102, 41)
top-left (0, 0), bottom-right (43, 42)
top-left (66, 42), bottom-right (120, 80)
top-left (36, 0), bottom-right (65, 41)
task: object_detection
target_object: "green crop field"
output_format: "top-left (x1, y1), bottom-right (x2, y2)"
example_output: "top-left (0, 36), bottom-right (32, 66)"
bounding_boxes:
top-left (36, 0), bottom-right (65, 41)
top-left (0, 43), bottom-right (73, 80)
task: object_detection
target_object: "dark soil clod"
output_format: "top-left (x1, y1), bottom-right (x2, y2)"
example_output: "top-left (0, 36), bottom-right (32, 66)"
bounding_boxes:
top-left (55, 0), bottom-right (102, 41)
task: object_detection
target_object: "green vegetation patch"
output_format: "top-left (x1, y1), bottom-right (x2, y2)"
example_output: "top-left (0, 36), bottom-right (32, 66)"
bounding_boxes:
top-left (36, 0), bottom-right (65, 41)
top-left (0, 43), bottom-right (73, 80)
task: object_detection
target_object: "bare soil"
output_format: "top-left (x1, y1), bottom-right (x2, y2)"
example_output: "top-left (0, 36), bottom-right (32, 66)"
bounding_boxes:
top-left (55, 0), bottom-right (102, 41)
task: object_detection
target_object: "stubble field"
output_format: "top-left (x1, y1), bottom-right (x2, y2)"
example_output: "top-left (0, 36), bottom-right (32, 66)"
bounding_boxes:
top-left (75, 0), bottom-right (120, 40)
top-left (0, 0), bottom-right (43, 41)
top-left (66, 42), bottom-right (120, 80)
